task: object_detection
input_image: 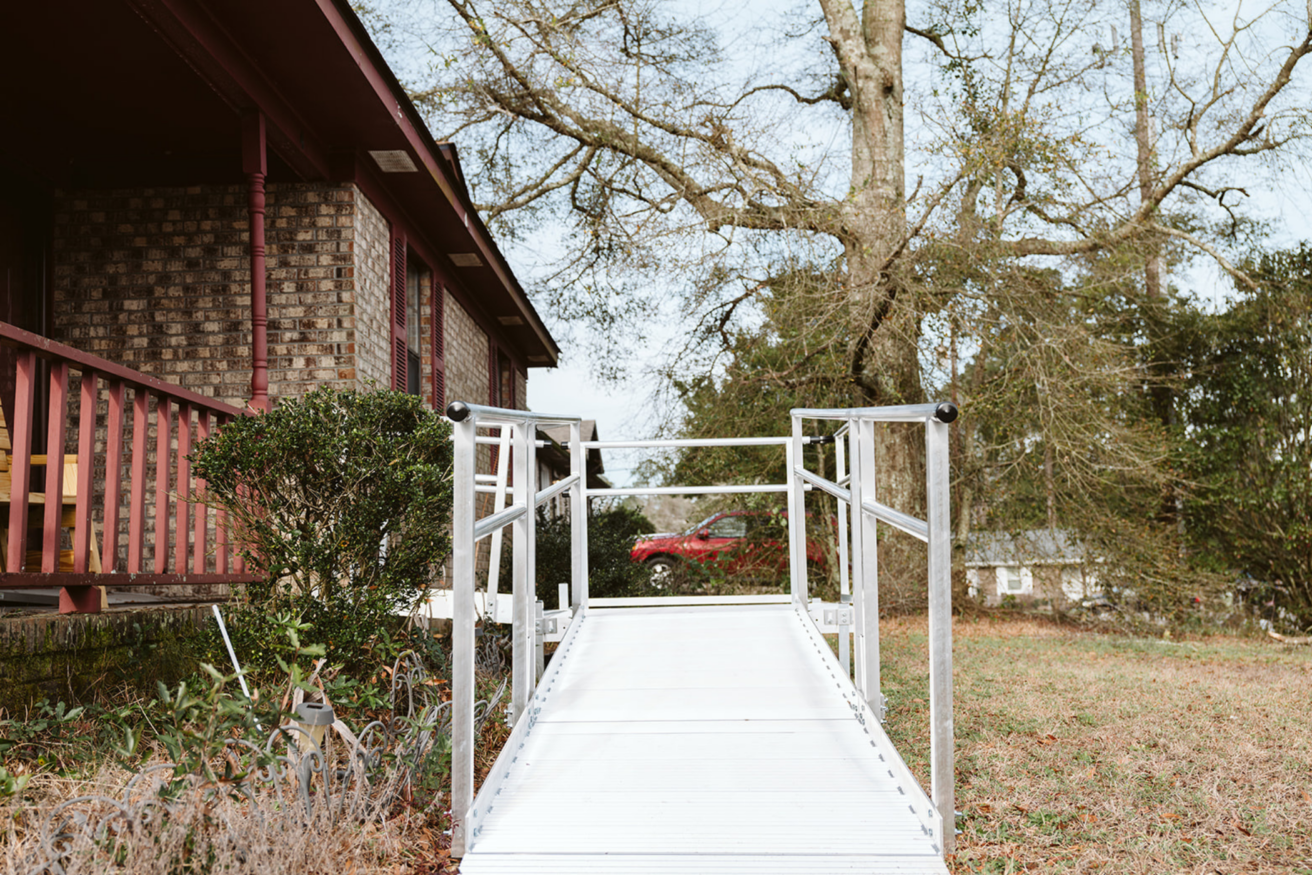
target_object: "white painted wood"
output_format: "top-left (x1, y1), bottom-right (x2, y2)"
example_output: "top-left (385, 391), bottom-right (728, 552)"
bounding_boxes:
top-left (460, 604), bottom-right (947, 874)
top-left (422, 589), bottom-right (513, 624)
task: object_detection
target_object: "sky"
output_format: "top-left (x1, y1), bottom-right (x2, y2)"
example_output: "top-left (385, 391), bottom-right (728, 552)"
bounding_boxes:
top-left (527, 345), bottom-right (660, 487)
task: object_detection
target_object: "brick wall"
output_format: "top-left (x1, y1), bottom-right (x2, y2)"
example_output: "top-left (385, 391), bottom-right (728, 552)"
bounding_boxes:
top-left (420, 279), bottom-right (437, 409)
top-left (44, 180), bottom-right (532, 584)
top-left (51, 183), bottom-right (366, 407)
top-left (443, 287), bottom-right (491, 407)
top-left (0, 606), bottom-right (213, 712)
top-left (50, 182), bottom-right (527, 418)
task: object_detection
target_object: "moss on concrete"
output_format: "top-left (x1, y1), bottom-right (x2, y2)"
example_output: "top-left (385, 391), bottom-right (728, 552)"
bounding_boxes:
top-left (0, 607), bottom-right (213, 714)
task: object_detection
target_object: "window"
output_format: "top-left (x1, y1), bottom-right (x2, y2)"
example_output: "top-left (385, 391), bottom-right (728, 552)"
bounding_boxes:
top-left (488, 344), bottom-right (515, 408)
top-left (707, 515), bottom-right (748, 539)
top-left (405, 258), bottom-right (428, 397)
top-left (997, 566), bottom-right (1025, 594)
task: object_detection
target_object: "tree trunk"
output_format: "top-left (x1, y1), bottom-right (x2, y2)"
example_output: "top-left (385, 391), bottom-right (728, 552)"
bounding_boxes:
top-left (844, 236), bottom-right (927, 614)
top-left (831, 0), bottom-right (929, 611)
top-left (1130, 0), bottom-right (1177, 524)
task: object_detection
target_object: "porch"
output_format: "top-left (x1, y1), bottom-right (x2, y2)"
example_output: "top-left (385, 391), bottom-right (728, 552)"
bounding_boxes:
top-left (0, 320), bottom-right (258, 614)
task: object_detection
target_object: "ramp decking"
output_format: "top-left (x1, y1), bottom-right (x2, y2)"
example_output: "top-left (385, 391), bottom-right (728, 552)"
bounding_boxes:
top-left (458, 603), bottom-right (948, 874)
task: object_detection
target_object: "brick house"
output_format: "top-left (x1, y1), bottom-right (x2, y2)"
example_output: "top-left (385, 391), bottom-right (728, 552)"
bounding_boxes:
top-left (0, 0), bottom-right (558, 611)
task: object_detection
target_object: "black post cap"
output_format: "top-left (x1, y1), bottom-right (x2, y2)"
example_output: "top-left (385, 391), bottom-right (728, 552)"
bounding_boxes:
top-left (934, 402), bottom-right (959, 423)
top-left (446, 401), bottom-right (471, 422)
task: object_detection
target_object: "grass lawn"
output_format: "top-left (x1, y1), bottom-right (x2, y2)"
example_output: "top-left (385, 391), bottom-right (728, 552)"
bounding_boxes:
top-left (873, 614), bottom-right (1312, 874)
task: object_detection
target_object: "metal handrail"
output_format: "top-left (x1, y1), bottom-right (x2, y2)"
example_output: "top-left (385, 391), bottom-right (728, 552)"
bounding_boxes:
top-left (787, 400), bottom-right (956, 855)
top-left (447, 400), bottom-right (582, 425)
top-left (585, 435), bottom-right (833, 449)
top-left (535, 473), bottom-right (579, 506)
top-left (447, 401), bottom-right (588, 859)
top-left (590, 483), bottom-right (790, 497)
top-left (793, 466), bottom-right (850, 504)
top-left (861, 498), bottom-right (930, 542)
top-left (473, 503), bottom-right (528, 542)
top-left (792, 401), bottom-right (959, 424)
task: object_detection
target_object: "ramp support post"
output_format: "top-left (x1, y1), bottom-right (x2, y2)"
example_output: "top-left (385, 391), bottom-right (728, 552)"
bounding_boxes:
top-left (449, 407), bottom-right (477, 858)
top-left (569, 419), bottom-right (588, 610)
top-left (926, 411), bottom-right (955, 854)
top-left (512, 421), bottom-right (539, 723)
top-left (848, 416), bottom-right (881, 714)
top-left (786, 416), bottom-right (807, 603)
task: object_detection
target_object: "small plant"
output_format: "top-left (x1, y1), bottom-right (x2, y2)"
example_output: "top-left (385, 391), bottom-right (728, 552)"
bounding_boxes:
top-left (0, 701), bottom-right (84, 758)
top-left (0, 764), bottom-right (29, 799)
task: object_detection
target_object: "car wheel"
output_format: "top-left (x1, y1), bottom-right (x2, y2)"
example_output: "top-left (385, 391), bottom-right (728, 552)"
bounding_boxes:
top-left (646, 556), bottom-right (679, 589)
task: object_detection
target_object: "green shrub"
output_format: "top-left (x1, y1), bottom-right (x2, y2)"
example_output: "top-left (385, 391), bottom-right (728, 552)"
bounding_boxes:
top-left (534, 503), bottom-right (655, 605)
top-left (190, 387), bottom-right (453, 675)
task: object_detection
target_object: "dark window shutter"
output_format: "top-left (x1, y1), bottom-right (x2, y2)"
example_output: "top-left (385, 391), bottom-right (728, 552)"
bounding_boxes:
top-left (390, 229), bottom-right (407, 391)
top-left (432, 277), bottom-right (445, 409)
top-left (487, 340), bottom-right (500, 473)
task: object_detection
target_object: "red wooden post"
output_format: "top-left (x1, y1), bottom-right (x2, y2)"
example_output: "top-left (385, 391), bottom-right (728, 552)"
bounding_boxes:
top-left (102, 380), bottom-right (125, 573)
top-left (155, 396), bottom-right (172, 574)
top-left (244, 111), bottom-right (270, 414)
top-left (42, 362), bottom-right (69, 573)
top-left (194, 411), bottom-right (209, 573)
top-left (6, 351), bottom-right (36, 573)
top-left (175, 403), bottom-right (191, 573)
top-left (215, 415), bottom-right (228, 574)
top-left (59, 585), bottom-right (101, 614)
top-left (74, 370), bottom-right (97, 572)
top-left (128, 390), bottom-right (148, 573)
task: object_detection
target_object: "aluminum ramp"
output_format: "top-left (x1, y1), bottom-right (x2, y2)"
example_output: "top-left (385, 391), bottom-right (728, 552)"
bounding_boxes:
top-left (458, 603), bottom-right (948, 874)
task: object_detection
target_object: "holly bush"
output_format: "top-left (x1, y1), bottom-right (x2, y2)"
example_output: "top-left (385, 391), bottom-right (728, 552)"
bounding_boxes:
top-left (190, 387), bottom-right (453, 674)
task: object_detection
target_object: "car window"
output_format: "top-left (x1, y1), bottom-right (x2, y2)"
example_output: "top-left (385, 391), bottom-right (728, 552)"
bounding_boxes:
top-left (684, 513), bottom-right (723, 535)
top-left (745, 513), bottom-right (784, 537)
top-left (706, 515), bottom-right (748, 539)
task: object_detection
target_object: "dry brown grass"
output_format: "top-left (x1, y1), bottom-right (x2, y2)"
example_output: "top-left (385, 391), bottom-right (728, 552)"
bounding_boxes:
top-left (876, 613), bottom-right (1312, 874)
top-left (1, 673), bottom-right (515, 875)
top-left (2, 766), bottom-right (417, 875)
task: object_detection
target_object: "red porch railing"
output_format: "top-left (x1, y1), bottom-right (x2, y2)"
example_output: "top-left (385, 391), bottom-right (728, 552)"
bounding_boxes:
top-left (0, 321), bottom-right (259, 613)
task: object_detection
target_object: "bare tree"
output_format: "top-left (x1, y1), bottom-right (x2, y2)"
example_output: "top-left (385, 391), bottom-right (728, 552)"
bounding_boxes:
top-left (373, 0), bottom-right (1311, 566)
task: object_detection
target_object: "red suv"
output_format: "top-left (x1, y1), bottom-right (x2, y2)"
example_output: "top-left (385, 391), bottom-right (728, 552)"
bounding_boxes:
top-left (630, 510), bottom-right (828, 586)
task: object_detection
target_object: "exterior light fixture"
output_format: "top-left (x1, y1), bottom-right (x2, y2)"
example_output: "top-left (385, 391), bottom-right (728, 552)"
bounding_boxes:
top-left (294, 701), bottom-right (336, 753)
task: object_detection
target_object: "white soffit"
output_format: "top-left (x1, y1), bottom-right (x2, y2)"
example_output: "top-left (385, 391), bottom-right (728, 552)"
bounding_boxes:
top-left (369, 150), bottom-right (418, 172)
